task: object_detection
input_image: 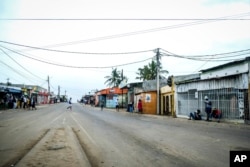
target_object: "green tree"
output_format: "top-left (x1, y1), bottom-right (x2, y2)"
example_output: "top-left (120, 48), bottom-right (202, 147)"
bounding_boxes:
top-left (136, 60), bottom-right (168, 81)
top-left (104, 68), bottom-right (128, 87)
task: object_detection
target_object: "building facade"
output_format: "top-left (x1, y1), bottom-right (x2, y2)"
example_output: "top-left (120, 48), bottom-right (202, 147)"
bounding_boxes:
top-left (175, 57), bottom-right (250, 124)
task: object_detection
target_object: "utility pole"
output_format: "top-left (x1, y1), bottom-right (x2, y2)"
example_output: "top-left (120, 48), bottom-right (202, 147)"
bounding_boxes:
top-left (58, 85), bottom-right (60, 102)
top-left (121, 69), bottom-right (123, 108)
top-left (47, 76), bottom-right (50, 95)
top-left (156, 48), bottom-right (160, 115)
top-left (47, 76), bottom-right (50, 103)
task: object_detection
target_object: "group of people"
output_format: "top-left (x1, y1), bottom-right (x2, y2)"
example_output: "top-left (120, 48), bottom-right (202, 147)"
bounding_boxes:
top-left (126, 99), bottom-right (142, 113)
top-left (188, 96), bottom-right (222, 123)
top-left (0, 94), bottom-right (37, 110)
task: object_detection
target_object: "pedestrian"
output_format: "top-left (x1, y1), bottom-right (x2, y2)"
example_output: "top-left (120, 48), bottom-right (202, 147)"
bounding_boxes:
top-left (204, 96), bottom-right (212, 121)
top-left (31, 96), bottom-right (37, 110)
top-left (188, 109), bottom-right (202, 120)
top-left (28, 97), bottom-right (31, 110)
top-left (211, 108), bottom-right (222, 123)
top-left (23, 96), bottom-right (27, 109)
top-left (138, 99), bottom-right (142, 113)
top-left (128, 100), bottom-right (133, 112)
top-left (13, 96), bottom-right (17, 109)
top-left (67, 97), bottom-right (72, 111)
top-left (115, 98), bottom-right (119, 111)
top-left (100, 100), bottom-right (104, 111)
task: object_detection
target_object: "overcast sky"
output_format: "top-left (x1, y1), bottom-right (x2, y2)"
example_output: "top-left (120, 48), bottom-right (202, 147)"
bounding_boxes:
top-left (0, 0), bottom-right (250, 102)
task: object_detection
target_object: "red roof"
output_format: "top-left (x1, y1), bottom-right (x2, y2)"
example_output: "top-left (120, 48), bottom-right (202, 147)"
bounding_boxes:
top-left (99, 87), bottom-right (128, 95)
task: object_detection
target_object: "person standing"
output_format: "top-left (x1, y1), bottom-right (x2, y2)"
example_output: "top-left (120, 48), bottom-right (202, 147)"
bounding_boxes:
top-left (138, 99), bottom-right (142, 113)
top-left (67, 97), bottom-right (72, 111)
top-left (128, 101), bottom-right (133, 112)
top-left (204, 96), bottom-right (212, 121)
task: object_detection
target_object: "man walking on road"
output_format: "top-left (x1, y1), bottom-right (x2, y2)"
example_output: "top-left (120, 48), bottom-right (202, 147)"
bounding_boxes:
top-left (67, 97), bottom-right (72, 111)
top-left (115, 98), bottom-right (119, 111)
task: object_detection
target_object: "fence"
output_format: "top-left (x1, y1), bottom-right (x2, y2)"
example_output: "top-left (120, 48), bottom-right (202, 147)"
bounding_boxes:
top-left (177, 88), bottom-right (249, 122)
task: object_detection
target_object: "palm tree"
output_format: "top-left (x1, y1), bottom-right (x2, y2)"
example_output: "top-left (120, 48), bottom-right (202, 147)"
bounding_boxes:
top-left (136, 60), bottom-right (168, 81)
top-left (104, 68), bottom-right (128, 87)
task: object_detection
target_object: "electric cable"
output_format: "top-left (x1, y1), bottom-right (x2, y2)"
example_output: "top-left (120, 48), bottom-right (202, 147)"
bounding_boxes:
top-left (1, 12), bottom-right (249, 49)
top-left (0, 60), bottom-right (39, 84)
top-left (160, 48), bottom-right (250, 61)
top-left (1, 18), bottom-right (250, 21)
top-left (0, 48), bottom-right (46, 81)
top-left (0, 45), bottom-right (155, 69)
top-left (0, 41), bottom-right (154, 55)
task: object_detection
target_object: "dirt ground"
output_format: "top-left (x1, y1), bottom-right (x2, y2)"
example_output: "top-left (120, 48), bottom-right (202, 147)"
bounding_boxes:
top-left (16, 126), bottom-right (90, 167)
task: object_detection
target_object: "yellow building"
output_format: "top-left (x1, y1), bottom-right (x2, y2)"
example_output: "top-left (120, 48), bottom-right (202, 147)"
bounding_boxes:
top-left (161, 84), bottom-right (175, 116)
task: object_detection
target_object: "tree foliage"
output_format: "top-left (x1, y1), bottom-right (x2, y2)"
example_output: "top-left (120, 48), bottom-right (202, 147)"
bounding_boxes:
top-left (136, 60), bottom-right (168, 81)
top-left (104, 68), bottom-right (128, 87)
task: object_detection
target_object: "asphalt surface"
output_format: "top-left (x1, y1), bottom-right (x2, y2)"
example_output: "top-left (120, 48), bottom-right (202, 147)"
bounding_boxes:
top-left (0, 103), bottom-right (250, 167)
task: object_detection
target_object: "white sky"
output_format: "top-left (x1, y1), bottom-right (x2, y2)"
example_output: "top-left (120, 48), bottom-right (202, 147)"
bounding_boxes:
top-left (0, 0), bottom-right (250, 102)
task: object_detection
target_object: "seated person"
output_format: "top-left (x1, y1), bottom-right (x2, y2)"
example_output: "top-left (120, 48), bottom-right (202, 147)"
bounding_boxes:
top-left (211, 108), bottom-right (222, 123)
top-left (188, 109), bottom-right (202, 120)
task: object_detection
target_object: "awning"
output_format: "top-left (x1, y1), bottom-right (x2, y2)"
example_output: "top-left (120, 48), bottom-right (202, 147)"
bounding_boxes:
top-left (7, 88), bottom-right (22, 93)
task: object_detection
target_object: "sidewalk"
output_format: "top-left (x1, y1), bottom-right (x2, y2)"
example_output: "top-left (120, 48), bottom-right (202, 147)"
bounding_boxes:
top-left (0, 103), bottom-right (51, 113)
top-left (85, 104), bottom-right (250, 129)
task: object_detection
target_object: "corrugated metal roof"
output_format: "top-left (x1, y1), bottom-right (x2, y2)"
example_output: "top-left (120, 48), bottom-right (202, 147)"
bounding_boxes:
top-left (200, 57), bottom-right (250, 73)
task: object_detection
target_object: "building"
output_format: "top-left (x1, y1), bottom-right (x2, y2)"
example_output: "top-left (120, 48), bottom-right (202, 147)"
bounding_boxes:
top-left (175, 57), bottom-right (250, 124)
top-left (95, 87), bottom-right (128, 108)
top-left (119, 82), bottom-right (143, 111)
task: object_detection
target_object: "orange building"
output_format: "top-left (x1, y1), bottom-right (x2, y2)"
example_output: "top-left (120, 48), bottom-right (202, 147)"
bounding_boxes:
top-left (95, 87), bottom-right (128, 108)
top-left (135, 91), bottom-right (157, 115)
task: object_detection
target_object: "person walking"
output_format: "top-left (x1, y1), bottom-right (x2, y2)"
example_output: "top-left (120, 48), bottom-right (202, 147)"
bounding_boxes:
top-left (115, 98), bottom-right (119, 111)
top-left (67, 97), bottom-right (72, 111)
top-left (23, 96), bottom-right (27, 109)
top-left (204, 96), bottom-right (212, 121)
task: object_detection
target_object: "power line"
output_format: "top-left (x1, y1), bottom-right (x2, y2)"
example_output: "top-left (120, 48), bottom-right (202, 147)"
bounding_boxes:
top-left (160, 48), bottom-right (250, 61)
top-left (1, 18), bottom-right (250, 21)
top-left (0, 48), bottom-right (46, 81)
top-left (2, 12), bottom-right (249, 49)
top-left (162, 49), bottom-right (250, 57)
top-left (0, 41), bottom-right (153, 55)
top-left (0, 45), bottom-right (154, 69)
top-left (0, 60), bottom-right (40, 84)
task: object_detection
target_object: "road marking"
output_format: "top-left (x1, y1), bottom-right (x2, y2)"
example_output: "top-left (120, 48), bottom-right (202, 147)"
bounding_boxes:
top-left (70, 113), bottom-right (97, 146)
top-left (63, 117), bottom-right (66, 124)
top-left (50, 113), bottom-right (63, 124)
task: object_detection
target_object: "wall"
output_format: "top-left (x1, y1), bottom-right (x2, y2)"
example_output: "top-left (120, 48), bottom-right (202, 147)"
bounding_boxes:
top-left (136, 91), bottom-right (157, 115)
top-left (176, 74), bottom-right (249, 121)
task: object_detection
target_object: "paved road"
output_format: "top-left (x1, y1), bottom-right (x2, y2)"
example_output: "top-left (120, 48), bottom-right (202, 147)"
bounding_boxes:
top-left (0, 103), bottom-right (250, 167)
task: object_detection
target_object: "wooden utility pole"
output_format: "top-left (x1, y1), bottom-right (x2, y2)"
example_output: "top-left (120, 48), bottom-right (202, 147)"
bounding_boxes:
top-left (58, 85), bottom-right (60, 102)
top-left (156, 48), bottom-right (160, 115)
top-left (47, 76), bottom-right (50, 103)
top-left (47, 76), bottom-right (50, 95)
